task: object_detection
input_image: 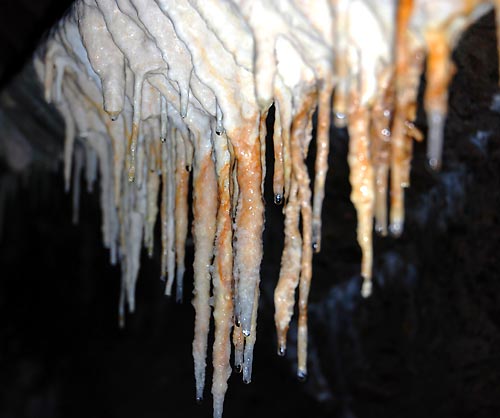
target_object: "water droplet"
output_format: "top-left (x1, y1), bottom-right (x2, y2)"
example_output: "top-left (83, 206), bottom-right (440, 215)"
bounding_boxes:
top-left (361, 280), bottom-right (372, 298)
top-left (312, 242), bottom-right (318, 252)
top-left (196, 397), bottom-right (203, 405)
top-left (234, 364), bottom-right (242, 373)
top-left (274, 193), bottom-right (283, 205)
top-left (277, 346), bottom-right (286, 357)
top-left (427, 157), bottom-right (440, 171)
top-left (297, 370), bottom-right (307, 382)
top-left (389, 221), bottom-right (403, 237)
top-left (375, 223), bottom-right (387, 237)
top-left (242, 329), bottom-right (250, 337)
top-left (243, 376), bottom-right (251, 384)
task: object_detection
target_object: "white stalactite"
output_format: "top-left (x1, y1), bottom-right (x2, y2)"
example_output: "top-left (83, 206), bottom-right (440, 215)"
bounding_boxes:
top-left (33, 1), bottom-right (499, 416)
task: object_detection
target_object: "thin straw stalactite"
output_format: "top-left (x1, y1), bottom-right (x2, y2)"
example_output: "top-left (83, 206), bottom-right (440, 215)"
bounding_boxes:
top-left (274, 178), bottom-right (301, 356)
top-left (292, 92), bottom-right (316, 379)
top-left (272, 100), bottom-right (284, 204)
top-left (164, 125), bottom-right (177, 296)
top-left (390, 0), bottom-right (424, 236)
top-left (174, 130), bottom-right (190, 302)
top-left (348, 101), bottom-right (375, 298)
top-left (369, 66), bottom-right (394, 238)
top-left (312, 82), bottom-right (334, 252)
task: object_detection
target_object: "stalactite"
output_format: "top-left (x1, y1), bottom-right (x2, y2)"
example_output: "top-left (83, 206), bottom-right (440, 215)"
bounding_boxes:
top-left (174, 129), bottom-right (190, 302)
top-left (211, 129), bottom-right (234, 418)
top-left (191, 130), bottom-right (218, 402)
top-left (33, 1), bottom-right (500, 416)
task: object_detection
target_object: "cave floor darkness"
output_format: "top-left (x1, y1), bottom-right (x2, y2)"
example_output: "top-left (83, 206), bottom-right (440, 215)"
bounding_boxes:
top-left (1, 6), bottom-right (500, 418)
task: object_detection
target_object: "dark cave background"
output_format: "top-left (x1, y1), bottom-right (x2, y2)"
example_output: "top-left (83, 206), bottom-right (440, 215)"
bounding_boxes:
top-left (1, 2), bottom-right (500, 418)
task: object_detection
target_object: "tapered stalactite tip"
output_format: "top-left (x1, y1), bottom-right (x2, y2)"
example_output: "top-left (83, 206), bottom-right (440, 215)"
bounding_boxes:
top-left (296, 370), bottom-right (307, 382)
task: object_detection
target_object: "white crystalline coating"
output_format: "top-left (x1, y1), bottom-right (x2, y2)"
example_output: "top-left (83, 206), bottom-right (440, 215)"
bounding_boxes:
top-left (275, 37), bottom-right (314, 90)
top-left (188, 0), bottom-right (254, 72)
top-left (34, 1), bottom-right (499, 417)
top-left (77, 2), bottom-right (125, 118)
top-left (341, 0), bottom-right (395, 108)
top-left (130, 0), bottom-right (194, 116)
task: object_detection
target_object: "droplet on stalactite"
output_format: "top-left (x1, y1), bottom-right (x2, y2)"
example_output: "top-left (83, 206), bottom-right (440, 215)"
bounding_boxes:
top-left (296, 370), bottom-right (307, 382)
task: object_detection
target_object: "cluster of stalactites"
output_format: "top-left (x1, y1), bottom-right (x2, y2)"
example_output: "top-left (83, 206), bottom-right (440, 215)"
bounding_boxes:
top-left (34, 1), bottom-right (500, 417)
